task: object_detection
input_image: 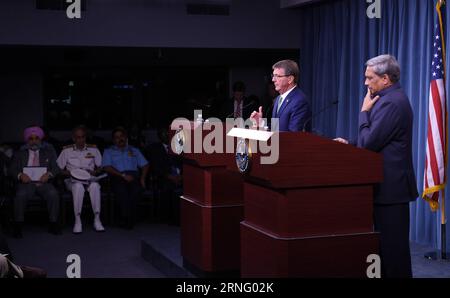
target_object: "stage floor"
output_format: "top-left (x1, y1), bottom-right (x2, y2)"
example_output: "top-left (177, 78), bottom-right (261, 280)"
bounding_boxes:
top-left (5, 222), bottom-right (450, 278)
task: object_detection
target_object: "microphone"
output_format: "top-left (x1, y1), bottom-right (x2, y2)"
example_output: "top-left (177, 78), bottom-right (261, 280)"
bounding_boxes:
top-left (302, 99), bottom-right (339, 132)
top-left (226, 100), bottom-right (257, 119)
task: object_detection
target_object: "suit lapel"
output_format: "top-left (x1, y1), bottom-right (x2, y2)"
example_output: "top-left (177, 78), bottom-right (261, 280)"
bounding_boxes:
top-left (277, 88), bottom-right (296, 117)
top-left (22, 150), bottom-right (29, 168)
top-left (39, 149), bottom-right (46, 166)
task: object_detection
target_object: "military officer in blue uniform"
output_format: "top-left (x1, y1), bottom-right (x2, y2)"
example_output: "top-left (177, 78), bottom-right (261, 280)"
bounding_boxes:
top-left (102, 127), bottom-right (149, 229)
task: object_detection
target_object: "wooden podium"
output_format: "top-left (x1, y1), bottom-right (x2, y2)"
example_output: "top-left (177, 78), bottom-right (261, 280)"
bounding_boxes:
top-left (172, 121), bottom-right (243, 275)
top-left (228, 130), bottom-right (383, 277)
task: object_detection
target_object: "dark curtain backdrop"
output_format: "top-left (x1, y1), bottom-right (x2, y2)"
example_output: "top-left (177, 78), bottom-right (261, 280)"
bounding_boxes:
top-left (298, 0), bottom-right (449, 249)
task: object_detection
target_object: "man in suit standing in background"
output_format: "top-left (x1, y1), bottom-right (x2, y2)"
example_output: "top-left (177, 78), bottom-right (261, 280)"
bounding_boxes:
top-left (148, 128), bottom-right (183, 225)
top-left (9, 126), bottom-right (61, 238)
top-left (220, 81), bottom-right (258, 121)
top-left (250, 60), bottom-right (311, 132)
top-left (335, 55), bottom-right (418, 278)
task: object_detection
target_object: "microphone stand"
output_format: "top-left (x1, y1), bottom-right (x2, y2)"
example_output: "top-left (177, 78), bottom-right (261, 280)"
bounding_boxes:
top-left (302, 100), bottom-right (339, 132)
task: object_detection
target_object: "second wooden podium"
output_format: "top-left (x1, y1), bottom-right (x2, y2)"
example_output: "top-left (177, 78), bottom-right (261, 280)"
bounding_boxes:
top-left (227, 130), bottom-right (383, 278)
top-left (172, 120), bottom-right (243, 275)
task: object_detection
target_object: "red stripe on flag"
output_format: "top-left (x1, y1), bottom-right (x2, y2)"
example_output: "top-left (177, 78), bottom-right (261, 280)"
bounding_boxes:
top-left (427, 117), bottom-right (442, 186)
top-left (424, 155), bottom-right (429, 189)
top-left (430, 80), bottom-right (445, 149)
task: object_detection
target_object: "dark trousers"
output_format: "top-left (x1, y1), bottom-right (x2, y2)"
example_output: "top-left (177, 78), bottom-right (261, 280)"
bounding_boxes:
top-left (157, 179), bottom-right (182, 225)
top-left (111, 176), bottom-right (142, 224)
top-left (14, 183), bottom-right (59, 223)
top-left (374, 203), bottom-right (412, 278)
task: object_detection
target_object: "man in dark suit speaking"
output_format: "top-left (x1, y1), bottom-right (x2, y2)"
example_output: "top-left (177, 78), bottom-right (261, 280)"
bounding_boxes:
top-left (335, 55), bottom-right (418, 278)
top-left (250, 60), bottom-right (311, 132)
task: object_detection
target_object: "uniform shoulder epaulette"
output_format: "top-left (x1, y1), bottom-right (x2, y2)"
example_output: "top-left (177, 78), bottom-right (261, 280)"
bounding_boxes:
top-left (87, 144), bottom-right (97, 148)
top-left (63, 144), bottom-right (74, 149)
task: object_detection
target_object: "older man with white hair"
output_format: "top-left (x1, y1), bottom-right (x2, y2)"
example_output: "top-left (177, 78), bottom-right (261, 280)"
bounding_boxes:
top-left (335, 55), bottom-right (418, 278)
top-left (57, 125), bottom-right (105, 234)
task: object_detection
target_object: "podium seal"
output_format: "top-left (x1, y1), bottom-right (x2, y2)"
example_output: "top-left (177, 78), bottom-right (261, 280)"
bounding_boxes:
top-left (173, 129), bottom-right (186, 155)
top-left (236, 138), bottom-right (252, 174)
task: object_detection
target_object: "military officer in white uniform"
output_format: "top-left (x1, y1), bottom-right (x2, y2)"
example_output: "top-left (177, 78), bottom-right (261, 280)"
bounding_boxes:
top-left (57, 126), bottom-right (105, 234)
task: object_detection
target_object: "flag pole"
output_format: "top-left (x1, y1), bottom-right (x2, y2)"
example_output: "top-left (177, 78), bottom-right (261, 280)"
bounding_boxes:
top-left (424, 0), bottom-right (449, 261)
top-left (439, 0), bottom-right (448, 260)
top-left (442, 187), bottom-right (448, 260)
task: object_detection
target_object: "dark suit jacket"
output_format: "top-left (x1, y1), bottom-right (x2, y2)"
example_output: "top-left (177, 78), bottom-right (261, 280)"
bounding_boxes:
top-left (148, 142), bottom-right (182, 178)
top-left (8, 145), bottom-right (60, 180)
top-left (272, 87), bottom-right (312, 132)
top-left (358, 83), bottom-right (419, 204)
top-left (220, 97), bottom-right (258, 121)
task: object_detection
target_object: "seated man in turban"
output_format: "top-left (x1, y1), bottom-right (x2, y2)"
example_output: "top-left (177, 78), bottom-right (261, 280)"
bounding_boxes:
top-left (8, 126), bottom-right (61, 238)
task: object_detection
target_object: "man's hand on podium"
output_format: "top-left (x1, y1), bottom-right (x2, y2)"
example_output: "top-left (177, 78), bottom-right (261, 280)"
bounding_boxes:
top-left (334, 138), bottom-right (349, 145)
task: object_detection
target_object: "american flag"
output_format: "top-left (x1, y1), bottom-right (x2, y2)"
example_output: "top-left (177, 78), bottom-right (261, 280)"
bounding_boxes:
top-left (423, 0), bottom-right (447, 212)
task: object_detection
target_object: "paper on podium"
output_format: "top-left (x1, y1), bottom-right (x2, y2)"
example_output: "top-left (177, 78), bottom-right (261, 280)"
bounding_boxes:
top-left (23, 167), bottom-right (47, 182)
top-left (227, 128), bottom-right (273, 142)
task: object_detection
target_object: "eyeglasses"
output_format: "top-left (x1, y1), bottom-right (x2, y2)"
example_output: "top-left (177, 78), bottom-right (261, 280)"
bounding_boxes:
top-left (271, 74), bottom-right (292, 79)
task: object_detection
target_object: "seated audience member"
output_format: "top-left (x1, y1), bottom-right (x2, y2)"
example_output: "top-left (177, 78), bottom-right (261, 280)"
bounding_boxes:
top-left (0, 230), bottom-right (21, 278)
top-left (148, 128), bottom-right (182, 225)
top-left (0, 150), bottom-right (10, 196)
top-left (57, 125), bottom-right (105, 234)
top-left (0, 151), bottom-right (10, 228)
top-left (0, 144), bottom-right (13, 160)
top-left (0, 231), bottom-right (46, 278)
top-left (102, 127), bottom-right (149, 229)
top-left (0, 231), bottom-right (12, 259)
top-left (0, 254), bottom-right (9, 278)
top-left (8, 126), bottom-right (61, 238)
